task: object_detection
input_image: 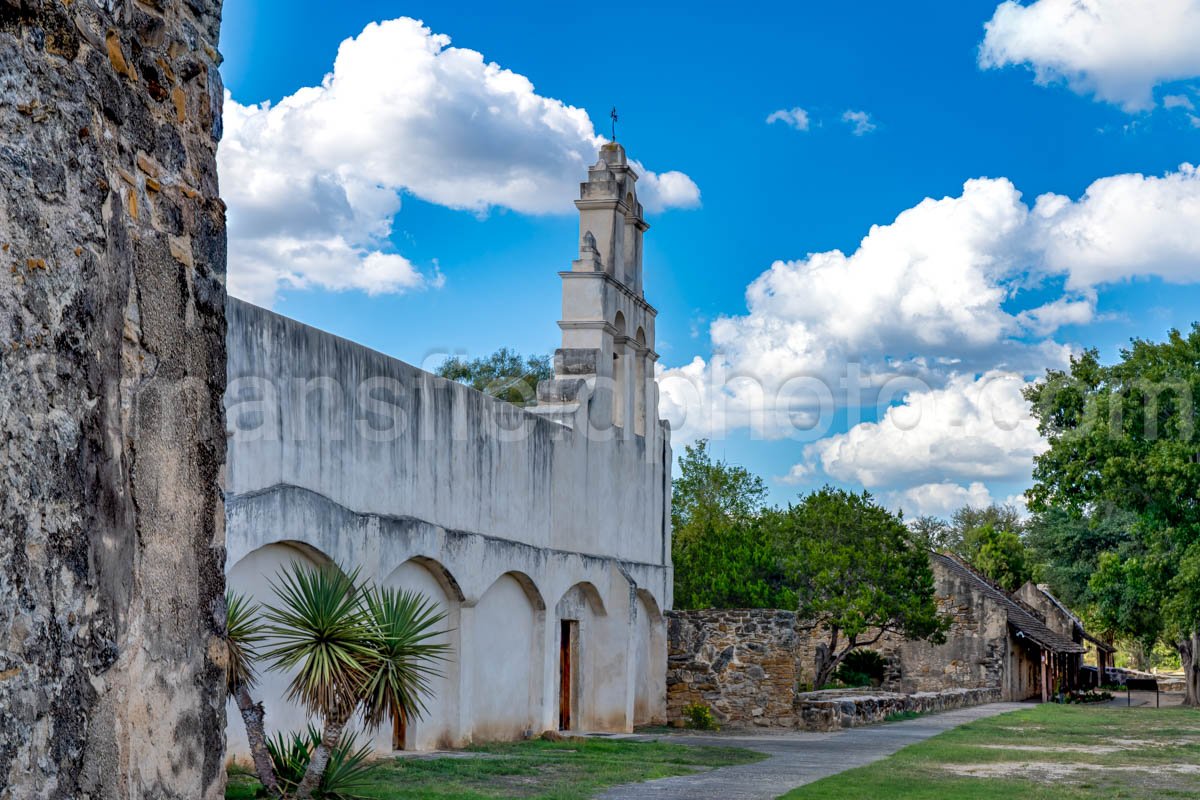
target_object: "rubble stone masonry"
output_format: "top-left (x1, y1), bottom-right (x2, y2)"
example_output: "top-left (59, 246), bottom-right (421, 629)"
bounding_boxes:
top-left (667, 560), bottom-right (1010, 730)
top-left (0, 1), bottom-right (227, 796)
top-left (666, 609), bottom-right (802, 727)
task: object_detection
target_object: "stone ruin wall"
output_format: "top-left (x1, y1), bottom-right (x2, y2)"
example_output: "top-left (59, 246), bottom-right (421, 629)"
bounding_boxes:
top-left (667, 559), bottom-right (1012, 728)
top-left (666, 609), bottom-right (801, 727)
top-left (1, 1), bottom-right (227, 797)
top-left (882, 562), bottom-right (1008, 694)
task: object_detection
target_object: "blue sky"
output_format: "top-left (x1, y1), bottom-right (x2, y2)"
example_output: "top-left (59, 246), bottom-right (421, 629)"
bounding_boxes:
top-left (217, 0), bottom-right (1200, 516)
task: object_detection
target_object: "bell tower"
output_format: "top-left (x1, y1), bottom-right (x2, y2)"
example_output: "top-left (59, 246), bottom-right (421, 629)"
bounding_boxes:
top-left (531, 142), bottom-right (660, 440)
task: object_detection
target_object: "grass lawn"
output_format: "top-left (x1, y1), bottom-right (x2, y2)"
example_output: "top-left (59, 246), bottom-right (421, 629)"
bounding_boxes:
top-left (781, 703), bottom-right (1200, 799)
top-left (226, 737), bottom-right (765, 800)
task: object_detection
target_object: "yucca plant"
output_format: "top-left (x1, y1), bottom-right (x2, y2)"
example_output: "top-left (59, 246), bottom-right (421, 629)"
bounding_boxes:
top-left (319, 729), bottom-right (376, 799)
top-left (262, 563), bottom-right (450, 799)
top-left (265, 728), bottom-right (313, 794)
top-left (224, 590), bottom-right (280, 795)
top-left (265, 727), bottom-right (376, 800)
top-left (262, 564), bottom-right (372, 799)
top-left (358, 586), bottom-right (450, 730)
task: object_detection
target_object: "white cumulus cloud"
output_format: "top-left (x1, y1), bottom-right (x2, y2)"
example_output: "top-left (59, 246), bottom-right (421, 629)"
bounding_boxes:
top-left (889, 481), bottom-right (997, 519)
top-left (842, 110), bottom-right (877, 135)
top-left (659, 161), bottom-right (1200, 521)
top-left (980, 0), bottom-right (1200, 112)
top-left (1033, 164), bottom-right (1200, 287)
top-left (219, 16), bottom-right (699, 305)
top-left (801, 372), bottom-right (1047, 490)
top-left (767, 107), bottom-right (811, 131)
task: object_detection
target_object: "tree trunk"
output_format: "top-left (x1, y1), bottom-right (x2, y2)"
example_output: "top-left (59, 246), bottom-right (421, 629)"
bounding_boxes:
top-left (1180, 632), bottom-right (1200, 707)
top-left (295, 713), bottom-right (348, 800)
top-left (233, 684), bottom-right (280, 796)
top-left (813, 628), bottom-right (840, 689)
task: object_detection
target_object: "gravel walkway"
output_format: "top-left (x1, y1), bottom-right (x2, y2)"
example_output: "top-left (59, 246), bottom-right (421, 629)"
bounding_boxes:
top-left (598, 702), bottom-right (1027, 800)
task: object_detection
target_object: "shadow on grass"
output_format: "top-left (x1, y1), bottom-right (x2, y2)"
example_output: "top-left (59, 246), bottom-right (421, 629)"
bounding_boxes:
top-left (226, 737), bottom-right (766, 800)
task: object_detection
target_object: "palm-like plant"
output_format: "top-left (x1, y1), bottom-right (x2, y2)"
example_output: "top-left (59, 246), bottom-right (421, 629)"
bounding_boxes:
top-left (358, 586), bottom-right (451, 731)
top-left (224, 591), bottom-right (281, 795)
top-left (262, 564), bottom-right (450, 798)
top-left (265, 726), bottom-right (376, 800)
top-left (262, 564), bottom-right (372, 799)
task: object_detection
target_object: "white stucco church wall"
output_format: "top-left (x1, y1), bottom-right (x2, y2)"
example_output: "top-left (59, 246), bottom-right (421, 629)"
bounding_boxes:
top-left (224, 142), bottom-right (673, 754)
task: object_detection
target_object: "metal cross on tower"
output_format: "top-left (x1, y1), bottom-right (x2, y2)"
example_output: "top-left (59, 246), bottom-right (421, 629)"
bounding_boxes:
top-left (610, 106), bottom-right (618, 141)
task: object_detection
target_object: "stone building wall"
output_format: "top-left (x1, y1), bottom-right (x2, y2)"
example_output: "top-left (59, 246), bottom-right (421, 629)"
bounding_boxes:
top-left (879, 558), bottom-right (1008, 694)
top-left (225, 296), bottom-right (671, 752)
top-left (1, 1), bottom-right (227, 797)
top-left (666, 609), bottom-right (800, 727)
top-left (667, 555), bottom-right (1020, 728)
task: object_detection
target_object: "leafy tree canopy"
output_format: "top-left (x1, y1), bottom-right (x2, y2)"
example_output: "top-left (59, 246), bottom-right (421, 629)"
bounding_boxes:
top-left (672, 439), bottom-right (766, 533)
top-left (671, 441), bottom-right (792, 610)
top-left (436, 348), bottom-right (552, 407)
top-left (908, 503), bottom-right (1032, 591)
top-left (1024, 504), bottom-right (1136, 611)
top-left (1024, 324), bottom-right (1200, 704)
top-left (771, 487), bottom-right (950, 688)
top-left (973, 525), bottom-right (1032, 592)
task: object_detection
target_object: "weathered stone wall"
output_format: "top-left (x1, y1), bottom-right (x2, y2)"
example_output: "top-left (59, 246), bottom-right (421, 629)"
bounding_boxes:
top-left (1, 1), bottom-right (227, 797)
top-left (666, 609), bottom-right (800, 727)
top-left (794, 687), bottom-right (1001, 732)
top-left (1015, 583), bottom-right (1076, 641)
top-left (880, 557), bottom-right (1008, 694)
top-left (667, 555), bottom-right (1019, 727)
top-left (667, 608), bottom-right (1003, 730)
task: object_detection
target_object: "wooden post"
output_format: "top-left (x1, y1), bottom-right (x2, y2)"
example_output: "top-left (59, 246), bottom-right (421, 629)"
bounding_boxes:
top-left (1041, 651), bottom-right (1050, 703)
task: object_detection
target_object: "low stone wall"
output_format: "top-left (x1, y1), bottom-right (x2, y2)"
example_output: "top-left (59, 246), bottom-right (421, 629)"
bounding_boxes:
top-left (666, 609), bottom-right (800, 727)
top-left (667, 606), bottom-right (1005, 731)
top-left (795, 687), bottom-right (1002, 731)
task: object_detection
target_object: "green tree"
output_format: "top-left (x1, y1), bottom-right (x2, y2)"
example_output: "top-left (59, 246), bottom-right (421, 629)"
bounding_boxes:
top-left (973, 525), bottom-right (1032, 591)
top-left (1025, 325), bottom-right (1200, 705)
top-left (910, 503), bottom-right (1028, 561)
top-left (951, 504), bottom-right (1026, 549)
top-left (437, 348), bottom-right (553, 407)
top-left (1024, 504), bottom-right (1136, 611)
top-left (771, 487), bottom-right (950, 689)
top-left (907, 515), bottom-right (956, 552)
top-left (671, 441), bottom-right (793, 609)
top-left (672, 439), bottom-right (766, 529)
top-left (1088, 551), bottom-right (1163, 668)
top-left (224, 591), bottom-right (280, 796)
top-left (262, 564), bottom-right (449, 798)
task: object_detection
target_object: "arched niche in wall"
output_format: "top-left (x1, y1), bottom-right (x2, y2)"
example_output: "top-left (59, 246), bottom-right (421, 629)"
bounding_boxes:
top-left (225, 541), bottom-right (340, 759)
top-left (612, 311), bottom-right (627, 429)
top-left (469, 571), bottom-right (545, 740)
top-left (634, 327), bottom-right (647, 436)
top-left (377, 557), bottom-right (464, 752)
top-left (632, 589), bottom-right (666, 726)
top-left (554, 582), bottom-right (607, 731)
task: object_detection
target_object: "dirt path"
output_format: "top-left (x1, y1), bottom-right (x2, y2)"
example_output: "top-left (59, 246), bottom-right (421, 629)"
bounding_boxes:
top-left (597, 702), bottom-right (1027, 800)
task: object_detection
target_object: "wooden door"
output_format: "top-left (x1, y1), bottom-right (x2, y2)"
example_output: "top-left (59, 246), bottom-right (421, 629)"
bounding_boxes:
top-left (392, 709), bottom-right (407, 750)
top-left (559, 620), bottom-right (575, 730)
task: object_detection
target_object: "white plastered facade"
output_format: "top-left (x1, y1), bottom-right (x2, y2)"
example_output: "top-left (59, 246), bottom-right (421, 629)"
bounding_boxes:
top-left (224, 143), bottom-right (672, 754)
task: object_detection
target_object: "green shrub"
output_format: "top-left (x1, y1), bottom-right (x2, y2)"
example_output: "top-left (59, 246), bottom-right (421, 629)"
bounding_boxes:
top-left (837, 650), bottom-right (887, 685)
top-left (1060, 690), bottom-right (1114, 704)
top-left (265, 726), bottom-right (376, 799)
top-left (682, 702), bottom-right (720, 731)
top-left (834, 669), bottom-right (872, 688)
